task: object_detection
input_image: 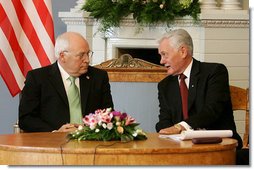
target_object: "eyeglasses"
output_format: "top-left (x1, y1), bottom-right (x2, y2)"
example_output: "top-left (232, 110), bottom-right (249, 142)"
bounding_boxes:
top-left (63, 50), bottom-right (93, 60)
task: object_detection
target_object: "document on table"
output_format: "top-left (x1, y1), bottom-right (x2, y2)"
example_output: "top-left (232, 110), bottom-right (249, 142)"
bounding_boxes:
top-left (159, 130), bottom-right (233, 141)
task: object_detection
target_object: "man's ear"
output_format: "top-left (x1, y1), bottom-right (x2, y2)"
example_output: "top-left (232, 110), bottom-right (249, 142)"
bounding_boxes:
top-left (59, 52), bottom-right (66, 63)
top-left (179, 46), bottom-right (188, 58)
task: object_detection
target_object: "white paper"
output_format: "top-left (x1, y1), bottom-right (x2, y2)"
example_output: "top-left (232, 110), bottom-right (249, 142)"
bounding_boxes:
top-left (159, 134), bottom-right (183, 141)
top-left (159, 130), bottom-right (233, 141)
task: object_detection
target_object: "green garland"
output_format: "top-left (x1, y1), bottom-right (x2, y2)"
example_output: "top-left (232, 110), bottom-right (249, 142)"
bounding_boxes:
top-left (82, 0), bottom-right (201, 32)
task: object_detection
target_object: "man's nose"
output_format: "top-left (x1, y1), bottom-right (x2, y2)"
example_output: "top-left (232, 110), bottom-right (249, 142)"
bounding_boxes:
top-left (160, 58), bottom-right (165, 65)
top-left (82, 57), bottom-right (89, 63)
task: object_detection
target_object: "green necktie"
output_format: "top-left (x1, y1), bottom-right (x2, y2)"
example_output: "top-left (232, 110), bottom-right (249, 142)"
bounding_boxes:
top-left (67, 76), bottom-right (82, 124)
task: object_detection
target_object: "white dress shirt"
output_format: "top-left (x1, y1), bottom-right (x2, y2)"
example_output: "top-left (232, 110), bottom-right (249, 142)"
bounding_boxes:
top-left (57, 62), bottom-right (80, 93)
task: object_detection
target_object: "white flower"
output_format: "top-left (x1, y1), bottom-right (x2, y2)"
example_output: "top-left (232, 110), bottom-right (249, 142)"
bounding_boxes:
top-left (102, 123), bottom-right (107, 129)
top-left (136, 128), bottom-right (146, 136)
top-left (133, 129), bottom-right (143, 137)
top-left (95, 129), bottom-right (100, 133)
top-left (116, 122), bottom-right (121, 126)
top-left (107, 122), bottom-right (113, 130)
top-left (159, 4), bottom-right (164, 9)
top-left (106, 107), bottom-right (112, 113)
top-left (78, 125), bottom-right (83, 131)
top-left (89, 123), bottom-right (96, 130)
top-left (136, 129), bottom-right (142, 133)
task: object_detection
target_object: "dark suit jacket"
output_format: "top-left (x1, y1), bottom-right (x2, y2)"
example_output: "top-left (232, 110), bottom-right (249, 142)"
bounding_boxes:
top-left (156, 58), bottom-right (242, 149)
top-left (19, 62), bottom-right (114, 132)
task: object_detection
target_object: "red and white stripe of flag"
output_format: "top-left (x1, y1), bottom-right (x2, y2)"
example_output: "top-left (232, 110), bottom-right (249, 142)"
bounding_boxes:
top-left (0, 0), bottom-right (56, 97)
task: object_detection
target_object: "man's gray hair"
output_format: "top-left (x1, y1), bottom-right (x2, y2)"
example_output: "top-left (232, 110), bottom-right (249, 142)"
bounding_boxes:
top-left (159, 29), bottom-right (193, 56)
top-left (54, 34), bottom-right (69, 58)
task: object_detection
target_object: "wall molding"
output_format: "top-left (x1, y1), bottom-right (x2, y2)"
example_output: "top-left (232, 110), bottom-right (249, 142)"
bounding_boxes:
top-left (60, 10), bottom-right (249, 28)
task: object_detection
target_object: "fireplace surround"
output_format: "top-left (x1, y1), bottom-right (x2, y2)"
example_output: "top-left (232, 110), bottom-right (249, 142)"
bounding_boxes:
top-left (59, 0), bottom-right (249, 67)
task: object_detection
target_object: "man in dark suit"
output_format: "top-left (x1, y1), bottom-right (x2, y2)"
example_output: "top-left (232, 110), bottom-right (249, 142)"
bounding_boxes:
top-left (155, 29), bottom-right (242, 149)
top-left (19, 32), bottom-right (114, 132)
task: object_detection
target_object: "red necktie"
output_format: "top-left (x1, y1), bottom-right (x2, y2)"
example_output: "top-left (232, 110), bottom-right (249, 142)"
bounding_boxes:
top-left (179, 74), bottom-right (188, 120)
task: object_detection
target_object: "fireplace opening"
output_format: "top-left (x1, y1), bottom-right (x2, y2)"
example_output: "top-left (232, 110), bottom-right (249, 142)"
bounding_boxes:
top-left (117, 48), bottom-right (162, 66)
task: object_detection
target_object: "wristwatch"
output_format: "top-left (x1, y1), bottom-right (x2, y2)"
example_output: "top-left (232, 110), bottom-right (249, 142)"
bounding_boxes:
top-left (174, 124), bottom-right (182, 133)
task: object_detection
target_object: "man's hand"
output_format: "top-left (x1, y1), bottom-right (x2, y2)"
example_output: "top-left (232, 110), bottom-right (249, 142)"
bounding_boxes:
top-left (53, 123), bottom-right (82, 132)
top-left (159, 124), bottom-right (185, 135)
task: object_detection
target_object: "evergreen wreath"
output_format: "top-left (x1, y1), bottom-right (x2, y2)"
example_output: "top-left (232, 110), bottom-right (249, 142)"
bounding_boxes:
top-left (82, 0), bottom-right (201, 32)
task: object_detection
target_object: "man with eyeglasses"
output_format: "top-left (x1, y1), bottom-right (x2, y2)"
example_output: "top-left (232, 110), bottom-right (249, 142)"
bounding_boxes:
top-left (19, 32), bottom-right (114, 132)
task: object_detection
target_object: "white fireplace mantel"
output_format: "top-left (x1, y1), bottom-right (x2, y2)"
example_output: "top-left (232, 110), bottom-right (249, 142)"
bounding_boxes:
top-left (58, 1), bottom-right (249, 66)
top-left (59, 10), bottom-right (249, 28)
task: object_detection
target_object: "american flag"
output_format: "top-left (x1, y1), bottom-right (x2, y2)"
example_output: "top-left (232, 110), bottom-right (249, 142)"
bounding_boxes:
top-left (0, 0), bottom-right (56, 97)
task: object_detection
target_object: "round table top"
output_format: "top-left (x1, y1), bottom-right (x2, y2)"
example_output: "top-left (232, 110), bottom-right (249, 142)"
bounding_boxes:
top-left (0, 132), bottom-right (237, 154)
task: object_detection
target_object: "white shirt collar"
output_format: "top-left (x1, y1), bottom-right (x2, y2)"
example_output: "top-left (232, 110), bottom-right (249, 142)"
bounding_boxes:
top-left (182, 59), bottom-right (193, 79)
top-left (178, 59), bottom-right (193, 89)
top-left (57, 62), bottom-right (80, 91)
top-left (57, 62), bottom-right (69, 81)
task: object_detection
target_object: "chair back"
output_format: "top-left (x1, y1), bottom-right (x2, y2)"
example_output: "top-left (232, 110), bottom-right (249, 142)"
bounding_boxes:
top-left (229, 85), bottom-right (249, 148)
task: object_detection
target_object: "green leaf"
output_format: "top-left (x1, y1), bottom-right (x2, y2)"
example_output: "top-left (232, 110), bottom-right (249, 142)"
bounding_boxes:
top-left (81, 0), bottom-right (201, 33)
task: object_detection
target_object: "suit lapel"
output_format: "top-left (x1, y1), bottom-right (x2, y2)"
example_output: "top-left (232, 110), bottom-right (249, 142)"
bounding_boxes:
top-left (48, 62), bottom-right (69, 106)
top-left (79, 69), bottom-right (92, 116)
top-left (167, 76), bottom-right (183, 122)
top-left (188, 59), bottom-right (200, 112)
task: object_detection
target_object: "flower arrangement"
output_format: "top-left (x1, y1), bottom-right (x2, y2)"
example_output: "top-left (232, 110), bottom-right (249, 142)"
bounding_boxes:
top-left (68, 108), bottom-right (147, 141)
top-left (82, 0), bottom-right (201, 32)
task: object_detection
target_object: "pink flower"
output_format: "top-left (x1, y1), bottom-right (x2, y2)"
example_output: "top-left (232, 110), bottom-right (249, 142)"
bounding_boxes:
top-left (89, 122), bottom-right (97, 130)
top-left (125, 115), bottom-right (135, 125)
top-left (112, 111), bottom-right (121, 116)
top-left (112, 111), bottom-right (127, 121)
top-left (84, 108), bottom-right (114, 127)
top-left (120, 113), bottom-right (127, 120)
top-left (83, 113), bottom-right (98, 126)
top-left (101, 113), bottom-right (113, 123)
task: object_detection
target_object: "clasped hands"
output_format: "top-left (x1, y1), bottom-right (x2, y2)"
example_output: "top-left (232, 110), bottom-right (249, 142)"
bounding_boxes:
top-left (52, 123), bottom-right (82, 132)
top-left (159, 124), bottom-right (186, 135)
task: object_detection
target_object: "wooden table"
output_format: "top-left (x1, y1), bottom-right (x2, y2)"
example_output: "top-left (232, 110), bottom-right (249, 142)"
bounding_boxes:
top-left (0, 132), bottom-right (237, 165)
